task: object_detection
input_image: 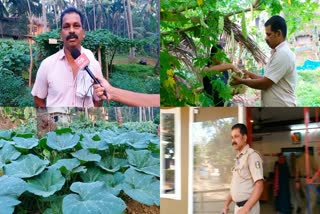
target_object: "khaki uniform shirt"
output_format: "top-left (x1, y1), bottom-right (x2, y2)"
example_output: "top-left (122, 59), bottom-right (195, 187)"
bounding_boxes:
top-left (262, 41), bottom-right (296, 107)
top-left (230, 144), bottom-right (264, 202)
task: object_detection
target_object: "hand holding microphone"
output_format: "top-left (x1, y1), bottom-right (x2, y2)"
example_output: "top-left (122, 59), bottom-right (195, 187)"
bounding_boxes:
top-left (92, 76), bottom-right (112, 101)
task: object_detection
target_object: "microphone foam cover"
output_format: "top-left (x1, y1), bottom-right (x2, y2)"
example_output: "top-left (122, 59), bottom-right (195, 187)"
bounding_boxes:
top-left (71, 48), bottom-right (81, 59)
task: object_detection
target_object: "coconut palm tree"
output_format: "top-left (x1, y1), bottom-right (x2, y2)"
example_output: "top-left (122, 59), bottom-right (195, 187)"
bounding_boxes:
top-left (0, 1), bottom-right (8, 18)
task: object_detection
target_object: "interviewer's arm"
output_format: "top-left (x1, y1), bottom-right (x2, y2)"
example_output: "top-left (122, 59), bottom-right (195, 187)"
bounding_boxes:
top-left (93, 76), bottom-right (160, 106)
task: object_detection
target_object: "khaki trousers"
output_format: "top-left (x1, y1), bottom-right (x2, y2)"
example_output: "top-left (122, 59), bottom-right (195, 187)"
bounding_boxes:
top-left (234, 201), bottom-right (260, 214)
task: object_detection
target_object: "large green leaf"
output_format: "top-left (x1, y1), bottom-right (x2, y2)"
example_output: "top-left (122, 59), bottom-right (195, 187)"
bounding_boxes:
top-left (80, 135), bottom-right (108, 150)
top-left (123, 131), bottom-right (156, 149)
top-left (26, 169), bottom-right (66, 197)
top-left (49, 158), bottom-right (81, 172)
top-left (99, 129), bottom-right (127, 145)
top-left (46, 132), bottom-right (80, 151)
top-left (80, 167), bottom-right (124, 196)
top-left (80, 167), bottom-right (105, 182)
top-left (4, 154), bottom-right (49, 178)
top-left (98, 172), bottom-right (124, 196)
top-left (122, 168), bottom-right (160, 206)
top-left (0, 144), bottom-right (21, 168)
top-left (96, 156), bottom-right (128, 172)
top-left (0, 139), bottom-right (11, 148)
top-left (71, 149), bottom-right (101, 162)
top-left (126, 149), bottom-right (160, 177)
top-left (72, 166), bottom-right (87, 173)
top-left (0, 175), bottom-right (27, 214)
top-left (0, 130), bottom-right (12, 139)
top-left (43, 196), bottom-right (63, 214)
top-left (62, 182), bottom-right (126, 214)
top-left (12, 136), bottom-right (39, 149)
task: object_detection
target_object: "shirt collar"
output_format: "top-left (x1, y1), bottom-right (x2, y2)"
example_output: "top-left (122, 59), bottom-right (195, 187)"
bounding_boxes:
top-left (237, 144), bottom-right (250, 158)
top-left (271, 41), bottom-right (287, 55)
top-left (58, 46), bottom-right (83, 60)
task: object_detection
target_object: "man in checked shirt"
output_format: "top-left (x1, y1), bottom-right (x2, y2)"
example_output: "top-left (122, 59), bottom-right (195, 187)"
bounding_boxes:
top-left (231, 15), bottom-right (296, 107)
top-left (222, 123), bottom-right (264, 214)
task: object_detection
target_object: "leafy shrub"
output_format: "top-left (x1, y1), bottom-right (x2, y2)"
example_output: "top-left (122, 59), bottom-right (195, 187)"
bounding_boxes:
top-left (11, 118), bottom-right (37, 134)
top-left (122, 121), bottom-right (158, 134)
top-left (0, 39), bottom-right (34, 78)
top-left (0, 68), bottom-right (24, 105)
top-left (296, 69), bottom-right (320, 106)
top-left (113, 64), bottom-right (155, 74)
top-left (0, 68), bottom-right (34, 107)
top-left (0, 127), bottom-right (160, 214)
top-left (109, 64), bottom-right (159, 106)
top-left (66, 118), bottom-right (118, 133)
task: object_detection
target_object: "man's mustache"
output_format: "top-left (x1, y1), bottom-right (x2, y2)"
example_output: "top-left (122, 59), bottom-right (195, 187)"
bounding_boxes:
top-left (66, 33), bottom-right (79, 41)
top-left (232, 142), bottom-right (237, 146)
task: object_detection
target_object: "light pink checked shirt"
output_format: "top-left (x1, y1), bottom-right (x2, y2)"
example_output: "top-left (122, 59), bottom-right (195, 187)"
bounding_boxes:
top-left (31, 47), bottom-right (102, 107)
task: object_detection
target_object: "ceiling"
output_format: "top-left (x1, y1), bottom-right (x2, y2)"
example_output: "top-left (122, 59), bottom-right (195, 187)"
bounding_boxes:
top-left (250, 107), bottom-right (320, 134)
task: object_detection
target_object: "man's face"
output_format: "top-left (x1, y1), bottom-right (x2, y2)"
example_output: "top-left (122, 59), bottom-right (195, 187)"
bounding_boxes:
top-left (231, 128), bottom-right (247, 152)
top-left (265, 25), bottom-right (281, 49)
top-left (60, 12), bottom-right (85, 51)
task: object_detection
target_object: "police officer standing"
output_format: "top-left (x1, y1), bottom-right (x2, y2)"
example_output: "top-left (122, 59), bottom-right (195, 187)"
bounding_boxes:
top-left (222, 123), bottom-right (264, 214)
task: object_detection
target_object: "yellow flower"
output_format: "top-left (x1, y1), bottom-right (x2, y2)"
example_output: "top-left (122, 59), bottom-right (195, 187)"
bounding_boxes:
top-left (166, 69), bottom-right (174, 76)
top-left (164, 77), bottom-right (175, 88)
top-left (197, 0), bottom-right (203, 6)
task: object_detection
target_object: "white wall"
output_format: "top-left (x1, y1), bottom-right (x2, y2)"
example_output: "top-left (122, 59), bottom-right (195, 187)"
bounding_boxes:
top-left (252, 129), bottom-right (320, 177)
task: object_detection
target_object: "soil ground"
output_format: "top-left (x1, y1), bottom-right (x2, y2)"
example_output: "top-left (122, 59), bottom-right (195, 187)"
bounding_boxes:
top-left (125, 197), bottom-right (160, 214)
top-left (0, 115), bottom-right (17, 130)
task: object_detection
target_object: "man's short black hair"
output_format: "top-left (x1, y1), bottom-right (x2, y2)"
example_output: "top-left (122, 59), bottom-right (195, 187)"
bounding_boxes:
top-left (231, 123), bottom-right (248, 136)
top-left (210, 44), bottom-right (223, 58)
top-left (60, 7), bottom-right (84, 28)
top-left (264, 15), bottom-right (287, 39)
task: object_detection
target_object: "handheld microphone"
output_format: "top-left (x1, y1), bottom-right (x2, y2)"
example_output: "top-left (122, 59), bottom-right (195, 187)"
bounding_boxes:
top-left (71, 48), bottom-right (108, 99)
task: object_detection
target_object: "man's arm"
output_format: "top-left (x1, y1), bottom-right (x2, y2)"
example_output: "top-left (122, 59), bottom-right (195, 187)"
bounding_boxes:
top-left (231, 76), bottom-right (274, 90)
top-left (239, 180), bottom-right (264, 213)
top-left (34, 96), bottom-right (46, 107)
top-left (242, 70), bottom-right (263, 79)
top-left (222, 193), bottom-right (233, 213)
top-left (203, 63), bottom-right (240, 74)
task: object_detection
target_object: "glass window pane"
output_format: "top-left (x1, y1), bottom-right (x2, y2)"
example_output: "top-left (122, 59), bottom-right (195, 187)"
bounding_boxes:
top-left (193, 117), bottom-right (237, 213)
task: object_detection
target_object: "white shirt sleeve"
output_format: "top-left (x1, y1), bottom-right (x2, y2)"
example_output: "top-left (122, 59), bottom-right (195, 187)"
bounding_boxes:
top-left (31, 60), bottom-right (48, 99)
top-left (248, 152), bottom-right (264, 183)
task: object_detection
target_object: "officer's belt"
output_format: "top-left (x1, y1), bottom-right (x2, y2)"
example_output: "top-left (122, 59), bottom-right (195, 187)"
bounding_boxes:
top-left (236, 200), bottom-right (248, 207)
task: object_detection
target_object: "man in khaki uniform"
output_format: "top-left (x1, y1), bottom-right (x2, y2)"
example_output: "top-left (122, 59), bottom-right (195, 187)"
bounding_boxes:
top-left (222, 123), bottom-right (264, 214)
top-left (295, 146), bottom-right (319, 214)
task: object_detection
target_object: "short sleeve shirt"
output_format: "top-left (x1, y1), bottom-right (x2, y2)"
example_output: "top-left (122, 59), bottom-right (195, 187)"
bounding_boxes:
top-left (31, 47), bottom-right (102, 107)
top-left (230, 144), bottom-right (264, 202)
top-left (262, 41), bottom-right (296, 107)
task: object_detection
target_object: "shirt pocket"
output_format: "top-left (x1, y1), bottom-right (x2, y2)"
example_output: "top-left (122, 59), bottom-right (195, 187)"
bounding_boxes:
top-left (237, 163), bottom-right (251, 180)
top-left (48, 80), bottom-right (74, 97)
